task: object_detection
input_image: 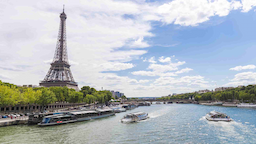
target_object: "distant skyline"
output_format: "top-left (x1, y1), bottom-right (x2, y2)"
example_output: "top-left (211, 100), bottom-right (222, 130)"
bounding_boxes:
top-left (1, 0), bottom-right (256, 97)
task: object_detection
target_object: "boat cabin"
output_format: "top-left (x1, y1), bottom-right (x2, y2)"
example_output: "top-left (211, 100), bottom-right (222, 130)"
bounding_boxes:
top-left (96, 109), bottom-right (114, 115)
top-left (41, 114), bottom-right (75, 124)
top-left (69, 111), bottom-right (98, 118)
top-left (28, 112), bottom-right (67, 124)
top-left (208, 111), bottom-right (229, 118)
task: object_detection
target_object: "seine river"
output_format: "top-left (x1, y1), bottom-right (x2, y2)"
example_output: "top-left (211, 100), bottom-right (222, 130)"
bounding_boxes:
top-left (1, 104), bottom-right (256, 144)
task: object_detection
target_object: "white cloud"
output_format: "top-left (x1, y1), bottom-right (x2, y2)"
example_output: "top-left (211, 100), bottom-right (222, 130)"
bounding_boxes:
top-left (159, 56), bottom-right (171, 63)
top-left (138, 80), bottom-right (150, 83)
top-left (154, 43), bottom-right (179, 48)
top-left (0, 65), bottom-right (23, 71)
top-left (129, 37), bottom-right (150, 48)
top-left (175, 68), bottom-right (193, 74)
top-left (132, 71), bottom-right (157, 76)
top-left (133, 56), bottom-right (189, 77)
top-left (154, 75), bottom-right (208, 87)
top-left (96, 62), bottom-right (135, 71)
top-left (148, 57), bottom-right (157, 63)
top-left (129, 79), bottom-right (150, 84)
top-left (232, 1), bottom-right (243, 10)
top-left (229, 65), bottom-right (256, 71)
top-left (155, 0), bottom-right (243, 26)
top-left (131, 70), bottom-right (177, 77)
top-left (225, 71), bottom-right (256, 86)
top-left (148, 61), bottom-right (185, 72)
top-left (241, 0), bottom-right (256, 12)
top-left (0, 74), bottom-right (11, 80)
top-left (69, 60), bottom-right (79, 66)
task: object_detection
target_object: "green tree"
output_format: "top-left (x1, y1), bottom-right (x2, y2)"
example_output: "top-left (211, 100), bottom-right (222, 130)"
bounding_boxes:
top-left (0, 85), bottom-right (20, 106)
top-left (121, 95), bottom-right (127, 99)
top-left (21, 88), bottom-right (41, 104)
top-left (50, 87), bottom-right (65, 102)
top-left (239, 91), bottom-right (251, 102)
top-left (80, 86), bottom-right (91, 98)
top-left (68, 90), bottom-right (83, 103)
top-left (89, 88), bottom-right (97, 95)
top-left (83, 94), bottom-right (96, 104)
top-left (250, 94), bottom-right (256, 102)
top-left (36, 88), bottom-right (56, 107)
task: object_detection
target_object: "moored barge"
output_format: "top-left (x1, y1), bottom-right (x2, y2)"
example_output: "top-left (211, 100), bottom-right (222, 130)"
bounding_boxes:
top-left (38, 109), bottom-right (115, 126)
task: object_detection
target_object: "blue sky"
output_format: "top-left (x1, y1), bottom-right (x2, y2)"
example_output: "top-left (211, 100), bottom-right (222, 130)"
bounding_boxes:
top-left (1, 0), bottom-right (256, 97)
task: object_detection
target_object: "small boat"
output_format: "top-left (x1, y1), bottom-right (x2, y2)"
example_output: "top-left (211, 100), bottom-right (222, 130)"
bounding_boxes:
top-left (201, 102), bottom-right (223, 106)
top-left (211, 102), bottom-right (223, 106)
top-left (237, 103), bottom-right (256, 108)
top-left (155, 102), bottom-right (161, 104)
top-left (205, 111), bottom-right (232, 122)
top-left (38, 114), bottom-right (77, 126)
top-left (111, 107), bottom-right (126, 113)
top-left (167, 101), bottom-right (173, 104)
top-left (122, 104), bottom-right (136, 110)
top-left (138, 102), bottom-right (151, 106)
top-left (121, 112), bottom-right (148, 123)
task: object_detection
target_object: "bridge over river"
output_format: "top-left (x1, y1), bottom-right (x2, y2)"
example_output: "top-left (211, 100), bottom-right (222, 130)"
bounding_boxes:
top-left (125, 99), bottom-right (197, 104)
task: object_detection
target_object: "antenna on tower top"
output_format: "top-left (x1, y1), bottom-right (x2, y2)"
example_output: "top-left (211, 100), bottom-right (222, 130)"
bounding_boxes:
top-left (63, 4), bottom-right (65, 12)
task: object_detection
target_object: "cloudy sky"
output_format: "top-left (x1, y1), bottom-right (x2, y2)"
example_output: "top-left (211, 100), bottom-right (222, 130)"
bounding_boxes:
top-left (1, 0), bottom-right (256, 97)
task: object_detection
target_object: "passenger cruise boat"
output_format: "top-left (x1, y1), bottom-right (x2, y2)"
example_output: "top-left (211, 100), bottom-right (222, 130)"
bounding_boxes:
top-left (38, 109), bottom-right (115, 126)
top-left (121, 112), bottom-right (148, 123)
top-left (205, 111), bottom-right (232, 122)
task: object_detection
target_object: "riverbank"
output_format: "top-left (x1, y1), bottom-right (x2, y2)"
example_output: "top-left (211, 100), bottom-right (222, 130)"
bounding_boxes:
top-left (0, 117), bottom-right (28, 127)
top-left (199, 101), bottom-right (256, 108)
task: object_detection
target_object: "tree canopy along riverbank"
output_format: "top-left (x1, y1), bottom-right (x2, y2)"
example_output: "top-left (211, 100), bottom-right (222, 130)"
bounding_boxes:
top-left (0, 80), bottom-right (112, 107)
top-left (158, 85), bottom-right (256, 102)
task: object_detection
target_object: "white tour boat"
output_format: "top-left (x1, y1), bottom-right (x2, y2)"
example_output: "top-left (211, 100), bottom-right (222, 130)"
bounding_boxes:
top-left (121, 112), bottom-right (148, 123)
top-left (205, 111), bottom-right (232, 122)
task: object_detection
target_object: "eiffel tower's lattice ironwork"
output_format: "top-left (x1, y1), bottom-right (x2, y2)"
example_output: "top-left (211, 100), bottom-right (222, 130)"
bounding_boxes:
top-left (40, 8), bottom-right (78, 90)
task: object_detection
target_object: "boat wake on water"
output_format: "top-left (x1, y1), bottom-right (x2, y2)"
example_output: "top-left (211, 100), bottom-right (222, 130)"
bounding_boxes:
top-left (148, 109), bottom-right (169, 119)
top-left (199, 116), bottom-right (206, 121)
top-left (198, 115), bottom-right (256, 143)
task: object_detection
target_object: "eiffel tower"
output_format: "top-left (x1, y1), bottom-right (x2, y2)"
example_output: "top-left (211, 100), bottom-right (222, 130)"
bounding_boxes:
top-left (40, 7), bottom-right (78, 90)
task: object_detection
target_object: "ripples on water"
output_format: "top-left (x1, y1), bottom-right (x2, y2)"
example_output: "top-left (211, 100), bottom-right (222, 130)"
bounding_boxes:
top-left (0, 104), bottom-right (256, 144)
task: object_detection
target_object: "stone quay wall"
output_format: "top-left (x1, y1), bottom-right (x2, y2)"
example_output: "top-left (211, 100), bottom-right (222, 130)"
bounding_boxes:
top-left (0, 102), bottom-right (86, 115)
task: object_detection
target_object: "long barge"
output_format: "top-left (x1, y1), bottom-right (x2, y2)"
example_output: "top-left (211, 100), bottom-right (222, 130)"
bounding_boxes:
top-left (38, 109), bottom-right (115, 126)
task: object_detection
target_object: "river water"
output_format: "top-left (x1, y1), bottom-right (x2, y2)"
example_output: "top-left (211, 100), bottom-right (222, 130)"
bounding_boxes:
top-left (0, 104), bottom-right (256, 144)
